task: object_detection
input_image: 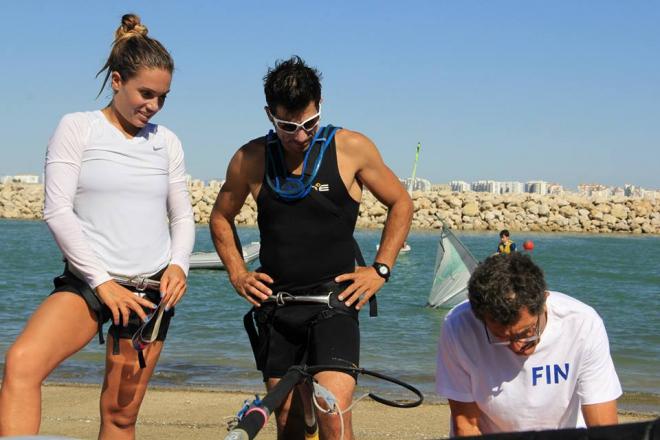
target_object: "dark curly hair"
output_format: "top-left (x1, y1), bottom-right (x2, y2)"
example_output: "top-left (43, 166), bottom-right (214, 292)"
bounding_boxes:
top-left (468, 253), bottom-right (547, 326)
top-left (263, 56), bottom-right (322, 114)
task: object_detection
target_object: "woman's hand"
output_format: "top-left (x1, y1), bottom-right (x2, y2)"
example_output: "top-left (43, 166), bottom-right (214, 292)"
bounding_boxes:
top-left (95, 280), bottom-right (157, 326)
top-left (160, 264), bottom-right (187, 311)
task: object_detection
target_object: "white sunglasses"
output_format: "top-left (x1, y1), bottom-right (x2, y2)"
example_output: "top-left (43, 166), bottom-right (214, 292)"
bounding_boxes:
top-left (267, 107), bottom-right (321, 134)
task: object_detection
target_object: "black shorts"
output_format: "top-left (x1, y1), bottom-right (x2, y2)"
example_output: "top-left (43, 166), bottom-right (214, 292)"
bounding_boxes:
top-left (250, 283), bottom-right (360, 381)
top-left (50, 268), bottom-right (174, 343)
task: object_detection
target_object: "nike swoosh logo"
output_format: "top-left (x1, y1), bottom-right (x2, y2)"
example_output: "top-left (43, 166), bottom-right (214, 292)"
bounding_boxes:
top-left (153, 145), bottom-right (164, 151)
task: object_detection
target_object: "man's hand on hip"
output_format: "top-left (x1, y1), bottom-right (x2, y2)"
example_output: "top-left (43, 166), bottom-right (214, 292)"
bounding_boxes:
top-left (335, 266), bottom-right (385, 311)
top-left (231, 271), bottom-right (273, 307)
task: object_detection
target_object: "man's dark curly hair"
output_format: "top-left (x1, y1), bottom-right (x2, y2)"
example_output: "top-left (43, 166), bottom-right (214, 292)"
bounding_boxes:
top-left (263, 56), bottom-right (322, 114)
top-left (468, 253), bottom-right (547, 326)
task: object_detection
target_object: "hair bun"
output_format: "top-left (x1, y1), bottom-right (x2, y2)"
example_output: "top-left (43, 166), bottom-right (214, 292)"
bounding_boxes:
top-left (115, 13), bottom-right (148, 40)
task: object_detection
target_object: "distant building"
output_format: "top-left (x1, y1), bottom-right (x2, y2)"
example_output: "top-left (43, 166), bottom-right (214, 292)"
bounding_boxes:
top-left (582, 184), bottom-right (660, 199)
top-left (432, 183), bottom-right (451, 192)
top-left (643, 190), bottom-right (659, 201)
top-left (451, 180), bottom-right (525, 194)
top-left (623, 184), bottom-right (649, 198)
top-left (1, 174), bottom-right (40, 184)
top-left (525, 180), bottom-right (548, 195)
top-left (471, 180), bottom-right (501, 194)
top-left (500, 181), bottom-right (524, 194)
top-left (400, 177), bottom-right (432, 192)
top-left (547, 183), bottom-right (564, 195)
top-left (450, 180), bottom-right (471, 192)
top-left (578, 183), bottom-right (610, 197)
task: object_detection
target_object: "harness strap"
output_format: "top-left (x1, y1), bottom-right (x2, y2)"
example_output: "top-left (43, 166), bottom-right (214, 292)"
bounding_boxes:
top-left (244, 309), bottom-right (262, 370)
top-left (137, 350), bottom-right (146, 369)
top-left (351, 237), bottom-right (376, 316)
top-left (98, 321), bottom-right (104, 345)
top-left (308, 190), bottom-right (378, 317)
top-left (112, 326), bottom-right (120, 355)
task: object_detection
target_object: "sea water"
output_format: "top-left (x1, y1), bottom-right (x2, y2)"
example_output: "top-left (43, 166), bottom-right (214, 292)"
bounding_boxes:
top-left (0, 220), bottom-right (657, 411)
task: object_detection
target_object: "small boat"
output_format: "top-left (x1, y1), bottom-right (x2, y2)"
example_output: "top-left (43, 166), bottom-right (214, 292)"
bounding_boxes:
top-left (189, 241), bottom-right (260, 270)
top-left (426, 226), bottom-right (478, 308)
top-left (376, 243), bottom-right (412, 253)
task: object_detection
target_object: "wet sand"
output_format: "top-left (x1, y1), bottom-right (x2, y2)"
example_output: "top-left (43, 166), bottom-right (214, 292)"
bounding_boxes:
top-left (36, 383), bottom-right (657, 439)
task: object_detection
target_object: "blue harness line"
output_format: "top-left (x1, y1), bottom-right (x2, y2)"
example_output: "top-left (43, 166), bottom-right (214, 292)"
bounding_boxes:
top-left (265, 125), bottom-right (340, 201)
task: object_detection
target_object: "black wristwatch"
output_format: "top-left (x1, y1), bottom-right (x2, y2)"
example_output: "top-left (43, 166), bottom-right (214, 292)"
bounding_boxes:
top-left (372, 262), bottom-right (391, 282)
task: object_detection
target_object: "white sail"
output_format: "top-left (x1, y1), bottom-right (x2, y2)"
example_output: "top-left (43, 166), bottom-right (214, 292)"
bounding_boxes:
top-left (427, 226), bottom-right (479, 308)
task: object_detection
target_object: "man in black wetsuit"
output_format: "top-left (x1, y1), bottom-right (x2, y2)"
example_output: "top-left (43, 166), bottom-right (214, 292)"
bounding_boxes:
top-left (210, 56), bottom-right (413, 440)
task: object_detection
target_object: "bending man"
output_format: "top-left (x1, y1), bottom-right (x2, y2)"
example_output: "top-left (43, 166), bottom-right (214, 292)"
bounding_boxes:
top-left (436, 252), bottom-right (621, 436)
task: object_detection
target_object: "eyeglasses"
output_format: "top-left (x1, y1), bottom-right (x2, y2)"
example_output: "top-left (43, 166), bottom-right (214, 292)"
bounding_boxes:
top-left (267, 107), bottom-right (321, 134)
top-left (484, 313), bottom-right (544, 347)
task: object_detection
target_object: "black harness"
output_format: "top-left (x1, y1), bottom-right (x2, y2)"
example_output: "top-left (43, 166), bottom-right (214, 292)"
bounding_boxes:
top-left (243, 125), bottom-right (379, 364)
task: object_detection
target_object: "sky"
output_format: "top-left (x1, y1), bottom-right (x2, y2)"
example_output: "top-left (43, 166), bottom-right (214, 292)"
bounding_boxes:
top-left (0, 1), bottom-right (658, 189)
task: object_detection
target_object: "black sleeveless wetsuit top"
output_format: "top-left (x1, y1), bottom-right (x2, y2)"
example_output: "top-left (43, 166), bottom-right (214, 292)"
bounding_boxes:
top-left (257, 133), bottom-right (360, 292)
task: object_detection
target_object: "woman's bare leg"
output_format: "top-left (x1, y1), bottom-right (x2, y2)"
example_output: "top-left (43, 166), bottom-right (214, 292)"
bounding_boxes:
top-left (98, 337), bottom-right (164, 440)
top-left (0, 292), bottom-right (99, 435)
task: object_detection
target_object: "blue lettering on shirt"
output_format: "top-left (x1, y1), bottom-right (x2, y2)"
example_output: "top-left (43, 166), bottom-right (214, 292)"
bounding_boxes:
top-left (532, 363), bottom-right (570, 386)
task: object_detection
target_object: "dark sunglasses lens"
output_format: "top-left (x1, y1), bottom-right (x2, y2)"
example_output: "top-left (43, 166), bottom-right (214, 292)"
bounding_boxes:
top-left (303, 116), bottom-right (320, 130)
top-left (277, 122), bottom-right (298, 133)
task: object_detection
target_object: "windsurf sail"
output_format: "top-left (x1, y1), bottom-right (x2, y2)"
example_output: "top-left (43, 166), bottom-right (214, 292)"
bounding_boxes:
top-left (427, 225), bottom-right (479, 308)
top-left (407, 142), bottom-right (421, 196)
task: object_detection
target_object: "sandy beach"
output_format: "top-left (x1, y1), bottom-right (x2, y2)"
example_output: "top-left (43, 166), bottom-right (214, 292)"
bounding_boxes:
top-left (34, 383), bottom-right (657, 439)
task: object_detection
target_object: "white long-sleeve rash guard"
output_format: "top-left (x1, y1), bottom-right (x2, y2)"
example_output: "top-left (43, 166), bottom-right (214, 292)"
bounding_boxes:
top-left (43, 111), bottom-right (195, 289)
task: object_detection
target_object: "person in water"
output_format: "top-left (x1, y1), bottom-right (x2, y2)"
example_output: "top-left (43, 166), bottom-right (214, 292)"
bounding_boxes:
top-left (0, 14), bottom-right (195, 438)
top-left (436, 253), bottom-right (621, 436)
top-left (497, 229), bottom-right (517, 254)
top-left (210, 56), bottom-right (413, 440)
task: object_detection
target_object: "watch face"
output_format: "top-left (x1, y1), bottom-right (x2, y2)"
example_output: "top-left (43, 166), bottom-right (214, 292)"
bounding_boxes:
top-left (378, 266), bottom-right (388, 275)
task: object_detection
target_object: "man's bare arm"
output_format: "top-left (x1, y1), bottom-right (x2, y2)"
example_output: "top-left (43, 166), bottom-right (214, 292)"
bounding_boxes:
top-left (335, 130), bottom-right (413, 310)
top-left (582, 400), bottom-right (618, 427)
top-left (353, 134), bottom-right (413, 269)
top-left (210, 145), bottom-right (273, 305)
top-left (448, 399), bottom-right (482, 437)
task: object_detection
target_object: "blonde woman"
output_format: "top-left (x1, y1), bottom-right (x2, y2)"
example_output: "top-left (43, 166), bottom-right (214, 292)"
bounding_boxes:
top-left (0, 14), bottom-right (194, 438)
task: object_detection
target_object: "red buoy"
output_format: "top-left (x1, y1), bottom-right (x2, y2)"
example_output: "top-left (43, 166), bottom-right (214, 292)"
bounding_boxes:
top-left (523, 240), bottom-right (534, 251)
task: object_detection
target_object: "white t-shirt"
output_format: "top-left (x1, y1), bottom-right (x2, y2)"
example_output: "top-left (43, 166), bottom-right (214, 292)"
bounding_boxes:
top-left (43, 111), bottom-right (195, 288)
top-left (436, 291), bottom-right (622, 434)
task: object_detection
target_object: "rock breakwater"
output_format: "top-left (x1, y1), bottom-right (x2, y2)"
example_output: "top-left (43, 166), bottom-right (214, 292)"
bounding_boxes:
top-left (2, 183), bottom-right (658, 234)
